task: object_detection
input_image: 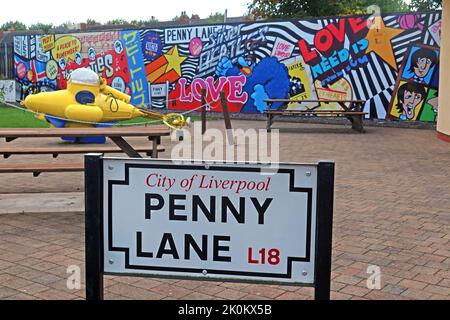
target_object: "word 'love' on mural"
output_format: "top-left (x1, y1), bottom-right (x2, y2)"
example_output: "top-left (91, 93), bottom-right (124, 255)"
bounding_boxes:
top-left (13, 11), bottom-right (441, 122)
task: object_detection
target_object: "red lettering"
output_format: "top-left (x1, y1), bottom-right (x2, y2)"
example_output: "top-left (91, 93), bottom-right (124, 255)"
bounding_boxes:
top-left (314, 29), bottom-right (334, 52)
top-left (298, 39), bottom-right (318, 63)
top-left (206, 76), bottom-right (227, 101)
top-left (146, 174), bottom-right (158, 187)
top-left (178, 78), bottom-right (192, 102)
top-left (326, 19), bottom-right (346, 43)
top-left (248, 248), bottom-right (259, 264)
top-left (191, 78), bottom-right (206, 101)
top-left (348, 17), bottom-right (368, 34)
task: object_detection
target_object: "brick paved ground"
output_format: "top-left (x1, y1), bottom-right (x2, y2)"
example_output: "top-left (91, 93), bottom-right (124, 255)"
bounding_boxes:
top-left (0, 120), bottom-right (449, 300)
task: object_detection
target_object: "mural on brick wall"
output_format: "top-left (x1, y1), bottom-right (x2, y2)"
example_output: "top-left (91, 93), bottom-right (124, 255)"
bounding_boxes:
top-left (13, 11), bottom-right (441, 121)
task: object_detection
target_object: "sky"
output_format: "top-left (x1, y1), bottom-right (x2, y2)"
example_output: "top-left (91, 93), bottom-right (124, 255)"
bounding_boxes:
top-left (0, 0), bottom-right (250, 26)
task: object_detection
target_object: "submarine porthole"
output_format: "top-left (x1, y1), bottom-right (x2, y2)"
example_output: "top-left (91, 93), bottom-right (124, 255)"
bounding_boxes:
top-left (75, 91), bottom-right (96, 105)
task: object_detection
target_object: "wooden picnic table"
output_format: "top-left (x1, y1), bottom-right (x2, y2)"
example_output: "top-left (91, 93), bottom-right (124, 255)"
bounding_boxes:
top-left (264, 99), bottom-right (367, 132)
top-left (0, 126), bottom-right (171, 159)
top-left (0, 126), bottom-right (171, 176)
top-left (265, 99), bottom-right (365, 111)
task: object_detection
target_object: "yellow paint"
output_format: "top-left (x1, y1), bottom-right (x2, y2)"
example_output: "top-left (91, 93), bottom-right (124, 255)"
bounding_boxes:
top-left (390, 81), bottom-right (427, 121)
top-left (164, 46), bottom-right (187, 76)
top-left (21, 68), bottom-right (187, 129)
top-left (51, 36), bottom-right (81, 62)
top-left (40, 35), bottom-right (55, 52)
top-left (365, 17), bottom-right (404, 70)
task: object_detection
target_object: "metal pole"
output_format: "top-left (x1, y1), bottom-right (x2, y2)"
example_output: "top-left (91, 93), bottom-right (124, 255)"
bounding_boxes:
top-left (166, 80), bottom-right (169, 110)
top-left (201, 88), bottom-right (207, 135)
top-left (220, 91), bottom-right (233, 144)
top-left (85, 153), bottom-right (104, 300)
top-left (314, 161), bottom-right (335, 300)
top-left (148, 82), bottom-right (152, 109)
top-left (4, 43), bottom-right (8, 79)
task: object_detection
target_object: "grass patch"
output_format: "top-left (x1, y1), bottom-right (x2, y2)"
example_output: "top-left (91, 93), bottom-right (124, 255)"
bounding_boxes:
top-left (0, 105), bottom-right (50, 128)
top-left (0, 104), bottom-right (215, 128)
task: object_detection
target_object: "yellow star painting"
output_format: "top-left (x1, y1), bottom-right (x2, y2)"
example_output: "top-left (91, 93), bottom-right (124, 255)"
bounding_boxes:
top-left (164, 46), bottom-right (187, 75)
top-left (145, 45), bottom-right (187, 84)
top-left (365, 17), bottom-right (404, 70)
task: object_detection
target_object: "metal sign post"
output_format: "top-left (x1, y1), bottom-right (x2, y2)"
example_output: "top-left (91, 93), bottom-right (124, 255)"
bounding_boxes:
top-left (84, 153), bottom-right (104, 300)
top-left (85, 155), bottom-right (334, 300)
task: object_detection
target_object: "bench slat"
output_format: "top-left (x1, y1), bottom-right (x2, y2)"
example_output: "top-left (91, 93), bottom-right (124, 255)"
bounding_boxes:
top-left (0, 127), bottom-right (171, 139)
top-left (264, 99), bottom-right (365, 103)
top-left (0, 163), bottom-right (84, 173)
top-left (0, 146), bottom-right (165, 157)
top-left (265, 108), bottom-right (367, 133)
top-left (265, 111), bottom-right (367, 115)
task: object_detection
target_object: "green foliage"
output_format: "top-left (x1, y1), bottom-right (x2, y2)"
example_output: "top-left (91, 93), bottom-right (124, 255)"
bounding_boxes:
top-left (0, 105), bottom-right (207, 128)
top-left (54, 21), bottom-right (76, 29)
top-left (29, 23), bottom-right (54, 33)
top-left (130, 17), bottom-right (158, 27)
top-left (206, 12), bottom-right (225, 23)
top-left (1, 20), bottom-right (27, 31)
top-left (247, 0), bottom-right (416, 19)
top-left (409, 0), bottom-right (442, 10)
top-left (106, 19), bottom-right (129, 25)
top-left (86, 19), bottom-right (99, 25)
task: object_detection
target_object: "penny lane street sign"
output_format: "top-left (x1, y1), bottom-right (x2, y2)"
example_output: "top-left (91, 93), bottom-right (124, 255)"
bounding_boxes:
top-left (84, 155), bottom-right (335, 300)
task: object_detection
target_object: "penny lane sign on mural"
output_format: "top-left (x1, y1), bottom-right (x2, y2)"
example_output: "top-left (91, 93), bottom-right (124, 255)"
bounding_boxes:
top-left (84, 155), bottom-right (335, 300)
top-left (14, 11), bottom-right (442, 122)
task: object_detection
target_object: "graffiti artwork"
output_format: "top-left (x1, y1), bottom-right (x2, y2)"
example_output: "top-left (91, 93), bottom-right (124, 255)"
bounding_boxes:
top-left (388, 44), bottom-right (440, 122)
top-left (0, 80), bottom-right (16, 102)
top-left (13, 11), bottom-right (442, 122)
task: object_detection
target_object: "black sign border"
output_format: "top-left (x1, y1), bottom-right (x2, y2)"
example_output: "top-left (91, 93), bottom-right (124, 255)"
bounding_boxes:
top-left (85, 155), bottom-right (334, 300)
top-left (106, 163), bottom-right (313, 279)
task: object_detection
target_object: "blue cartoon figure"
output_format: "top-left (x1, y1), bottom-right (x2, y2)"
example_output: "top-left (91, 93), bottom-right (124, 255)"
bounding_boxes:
top-left (215, 53), bottom-right (290, 112)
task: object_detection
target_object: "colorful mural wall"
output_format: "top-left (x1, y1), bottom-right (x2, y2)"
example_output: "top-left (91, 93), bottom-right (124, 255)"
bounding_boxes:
top-left (13, 11), bottom-right (442, 121)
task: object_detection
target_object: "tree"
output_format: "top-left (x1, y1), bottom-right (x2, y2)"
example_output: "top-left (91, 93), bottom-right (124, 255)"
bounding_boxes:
top-left (248, 0), bottom-right (410, 19)
top-left (29, 23), bottom-right (54, 33)
top-left (131, 16), bottom-right (158, 27)
top-left (86, 19), bottom-right (100, 25)
top-left (206, 12), bottom-right (225, 23)
top-left (55, 21), bottom-right (76, 29)
top-left (1, 20), bottom-right (27, 31)
top-left (106, 19), bottom-right (130, 25)
top-left (409, 0), bottom-right (442, 10)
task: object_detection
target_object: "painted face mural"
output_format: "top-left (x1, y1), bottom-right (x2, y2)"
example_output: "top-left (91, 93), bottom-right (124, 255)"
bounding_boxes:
top-left (389, 44), bottom-right (440, 122)
top-left (396, 82), bottom-right (426, 120)
top-left (13, 12), bottom-right (441, 122)
top-left (409, 48), bottom-right (438, 81)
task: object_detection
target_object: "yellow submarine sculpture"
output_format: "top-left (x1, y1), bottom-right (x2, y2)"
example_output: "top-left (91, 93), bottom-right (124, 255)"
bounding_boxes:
top-left (21, 68), bottom-right (187, 130)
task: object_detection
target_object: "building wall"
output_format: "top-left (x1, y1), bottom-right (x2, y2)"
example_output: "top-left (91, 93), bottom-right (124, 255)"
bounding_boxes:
top-left (438, 0), bottom-right (450, 139)
top-left (12, 11), bottom-right (442, 122)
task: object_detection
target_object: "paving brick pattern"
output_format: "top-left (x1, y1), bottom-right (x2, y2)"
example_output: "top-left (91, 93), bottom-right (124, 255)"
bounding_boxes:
top-left (0, 120), bottom-right (449, 300)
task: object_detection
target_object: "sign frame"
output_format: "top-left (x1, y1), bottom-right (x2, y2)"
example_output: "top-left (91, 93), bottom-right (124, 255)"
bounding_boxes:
top-left (84, 154), bottom-right (334, 300)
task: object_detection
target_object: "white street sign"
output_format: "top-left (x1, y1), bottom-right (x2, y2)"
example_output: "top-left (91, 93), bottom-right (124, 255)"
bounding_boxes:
top-left (150, 83), bottom-right (167, 98)
top-left (102, 159), bottom-right (318, 285)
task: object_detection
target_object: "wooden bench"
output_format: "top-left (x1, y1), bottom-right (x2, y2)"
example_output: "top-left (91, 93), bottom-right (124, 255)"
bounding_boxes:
top-left (0, 145), bottom-right (165, 159)
top-left (0, 127), bottom-right (171, 177)
top-left (0, 126), bottom-right (171, 158)
top-left (264, 99), bottom-right (368, 133)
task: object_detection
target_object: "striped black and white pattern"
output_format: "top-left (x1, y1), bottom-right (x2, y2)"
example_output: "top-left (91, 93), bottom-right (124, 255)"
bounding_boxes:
top-left (423, 13), bottom-right (442, 46)
top-left (137, 12), bottom-right (441, 117)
